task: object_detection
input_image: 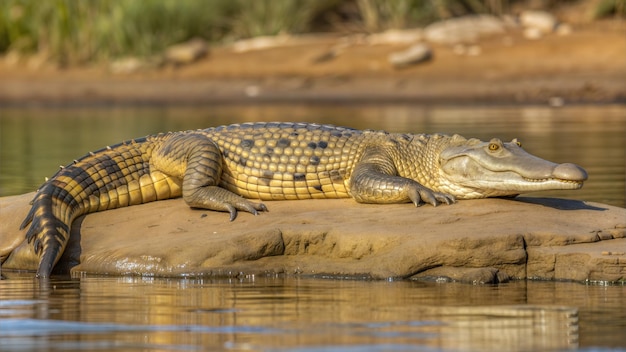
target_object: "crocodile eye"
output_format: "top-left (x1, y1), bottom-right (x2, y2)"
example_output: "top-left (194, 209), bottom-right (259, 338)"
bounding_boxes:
top-left (489, 143), bottom-right (499, 151)
top-left (516, 141), bottom-right (522, 147)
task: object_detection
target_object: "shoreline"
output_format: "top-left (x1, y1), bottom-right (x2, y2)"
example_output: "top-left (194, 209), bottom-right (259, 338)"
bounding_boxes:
top-left (2, 75), bottom-right (624, 107)
top-left (1, 24), bottom-right (624, 106)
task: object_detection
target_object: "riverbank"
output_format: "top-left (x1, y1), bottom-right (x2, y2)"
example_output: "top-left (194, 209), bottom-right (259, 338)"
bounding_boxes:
top-left (1, 20), bottom-right (624, 106)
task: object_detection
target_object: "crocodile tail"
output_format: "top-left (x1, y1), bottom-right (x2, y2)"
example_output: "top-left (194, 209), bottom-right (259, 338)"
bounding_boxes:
top-left (21, 186), bottom-right (75, 278)
top-left (20, 137), bottom-right (157, 277)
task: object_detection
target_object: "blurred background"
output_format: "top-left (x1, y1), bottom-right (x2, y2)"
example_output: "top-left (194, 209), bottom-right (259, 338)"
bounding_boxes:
top-left (0, 0), bottom-right (624, 65)
top-left (0, 0), bottom-right (624, 104)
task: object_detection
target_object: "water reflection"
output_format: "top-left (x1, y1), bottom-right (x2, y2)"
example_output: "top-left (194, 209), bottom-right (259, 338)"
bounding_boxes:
top-left (4, 276), bottom-right (621, 351)
top-left (1, 104), bottom-right (624, 206)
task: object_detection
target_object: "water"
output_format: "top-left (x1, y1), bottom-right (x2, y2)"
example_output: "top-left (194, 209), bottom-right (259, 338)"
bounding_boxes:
top-left (1, 104), bottom-right (625, 351)
top-left (1, 275), bottom-right (625, 351)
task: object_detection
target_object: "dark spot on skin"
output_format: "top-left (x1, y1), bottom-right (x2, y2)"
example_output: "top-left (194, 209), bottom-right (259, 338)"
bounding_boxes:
top-left (307, 142), bottom-right (317, 149)
top-left (277, 138), bottom-right (291, 148)
top-left (313, 185), bottom-right (323, 192)
top-left (290, 132), bottom-right (299, 137)
top-left (294, 173), bottom-right (306, 182)
top-left (106, 181), bottom-right (123, 191)
top-left (259, 170), bottom-right (274, 186)
top-left (49, 185), bottom-right (79, 214)
top-left (201, 213), bottom-right (207, 218)
top-left (263, 170), bottom-right (274, 180)
top-left (318, 141), bottom-right (328, 149)
top-left (103, 156), bottom-right (122, 176)
top-left (240, 139), bottom-right (254, 149)
top-left (266, 122), bottom-right (280, 129)
top-left (238, 157), bottom-right (247, 167)
top-left (223, 149), bottom-right (230, 158)
top-left (329, 170), bottom-right (344, 183)
top-left (309, 156), bottom-right (320, 165)
top-left (343, 133), bottom-right (352, 138)
top-left (265, 147), bottom-right (274, 155)
top-left (65, 166), bottom-right (97, 191)
top-left (331, 131), bottom-right (342, 138)
top-left (401, 134), bottom-right (412, 141)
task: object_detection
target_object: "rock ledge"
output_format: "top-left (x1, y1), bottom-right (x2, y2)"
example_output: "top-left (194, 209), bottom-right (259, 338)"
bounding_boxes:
top-left (1, 193), bottom-right (624, 283)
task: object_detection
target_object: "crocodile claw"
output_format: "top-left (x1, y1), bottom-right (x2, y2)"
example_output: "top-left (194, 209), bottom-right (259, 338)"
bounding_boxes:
top-left (408, 186), bottom-right (456, 207)
top-left (227, 200), bottom-right (268, 222)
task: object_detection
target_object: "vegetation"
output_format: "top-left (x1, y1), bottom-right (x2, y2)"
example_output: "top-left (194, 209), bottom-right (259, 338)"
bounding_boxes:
top-left (0, 0), bottom-right (236, 64)
top-left (0, 0), bottom-right (621, 65)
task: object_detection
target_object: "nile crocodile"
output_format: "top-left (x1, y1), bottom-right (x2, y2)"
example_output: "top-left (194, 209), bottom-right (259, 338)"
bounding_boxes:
top-left (16, 122), bottom-right (587, 278)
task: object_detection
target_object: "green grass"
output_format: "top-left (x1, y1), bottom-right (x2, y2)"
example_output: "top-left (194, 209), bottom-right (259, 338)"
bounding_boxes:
top-left (0, 0), bottom-right (339, 63)
top-left (0, 0), bottom-right (235, 64)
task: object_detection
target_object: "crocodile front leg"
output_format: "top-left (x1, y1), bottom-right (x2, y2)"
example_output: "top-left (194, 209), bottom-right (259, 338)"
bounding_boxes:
top-left (348, 146), bottom-right (455, 207)
top-left (153, 133), bottom-right (267, 221)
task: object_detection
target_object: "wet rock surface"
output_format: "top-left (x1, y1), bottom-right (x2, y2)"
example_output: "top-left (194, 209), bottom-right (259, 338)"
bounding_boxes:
top-left (1, 193), bottom-right (624, 282)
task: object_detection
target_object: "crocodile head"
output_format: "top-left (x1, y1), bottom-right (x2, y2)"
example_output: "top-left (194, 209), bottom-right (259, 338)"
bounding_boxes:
top-left (437, 135), bottom-right (587, 199)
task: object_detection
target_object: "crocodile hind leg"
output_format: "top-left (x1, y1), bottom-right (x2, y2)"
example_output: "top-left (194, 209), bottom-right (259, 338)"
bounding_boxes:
top-left (348, 146), bottom-right (455, 206)
top-left (152, 133), bottom-right (267, 221)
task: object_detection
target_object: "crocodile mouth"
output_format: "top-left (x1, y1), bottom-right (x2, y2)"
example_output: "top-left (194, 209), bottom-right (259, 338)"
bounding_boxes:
top-left (474, 172), bottom-right (585, 191)
top-left (522, 176), bottom-right (584, 187)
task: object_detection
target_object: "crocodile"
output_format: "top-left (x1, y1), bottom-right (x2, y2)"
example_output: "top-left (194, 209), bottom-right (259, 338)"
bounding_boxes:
top-left (14, 122), bottom-right (587, 278)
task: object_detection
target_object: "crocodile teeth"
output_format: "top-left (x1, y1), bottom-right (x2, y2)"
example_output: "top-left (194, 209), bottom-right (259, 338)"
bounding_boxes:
top-left (523, 177), bottom-right (581, 184)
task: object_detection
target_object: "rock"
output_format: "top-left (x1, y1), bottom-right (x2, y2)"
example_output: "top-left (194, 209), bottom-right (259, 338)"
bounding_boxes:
top-left (520, 10), bottom-right (558, 34)
top-left (368, 28), bottom-right (424, 45)
top-left (424, 15), bottom-right (506, 45)
top-left (1, 193), bottom-right (625, 282)
top-left (388, 43), bottom-right (432, 68)
top-left (164, 37), bottom-right (208, 65)
top-left (232, 35), bottom-right (292, 53)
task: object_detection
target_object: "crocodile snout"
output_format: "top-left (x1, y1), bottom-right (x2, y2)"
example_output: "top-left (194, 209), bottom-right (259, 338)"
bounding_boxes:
top-left (553, 163), bottom-right (588, 181)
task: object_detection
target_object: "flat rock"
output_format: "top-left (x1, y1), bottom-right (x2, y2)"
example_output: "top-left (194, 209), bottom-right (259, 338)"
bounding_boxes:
top-left (368, 28), bottom-right (424, 45)
top-left (424, 15), bottom-right (506, 45)
top-left (520, 10), bottom-right (558, 34)
top-left (1, 193), bottom-right (624, 282)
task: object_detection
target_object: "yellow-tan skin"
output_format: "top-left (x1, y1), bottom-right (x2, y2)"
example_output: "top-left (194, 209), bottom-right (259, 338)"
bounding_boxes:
top-left (14, 122), bottom-right (587, 278)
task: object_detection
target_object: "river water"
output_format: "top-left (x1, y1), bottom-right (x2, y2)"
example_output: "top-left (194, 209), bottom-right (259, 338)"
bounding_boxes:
top-left (0, 104), bottom-right (625, 351)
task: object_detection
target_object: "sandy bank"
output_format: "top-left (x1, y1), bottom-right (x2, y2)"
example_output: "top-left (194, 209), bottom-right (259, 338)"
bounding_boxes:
top-left (1, 25), bottom-right (625, 105)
